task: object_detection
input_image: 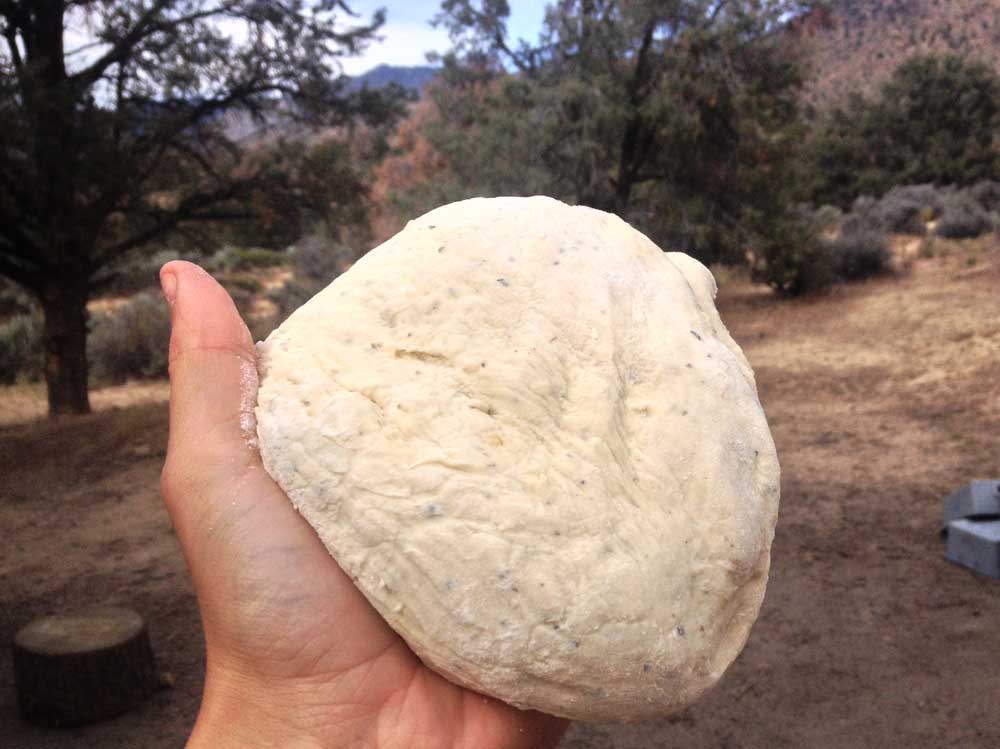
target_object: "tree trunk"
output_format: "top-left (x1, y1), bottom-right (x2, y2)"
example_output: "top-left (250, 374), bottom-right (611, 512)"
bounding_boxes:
top-left (40, 280), bottom-right (91, 416)
top-left (612, 176), bottom-right (633, 215)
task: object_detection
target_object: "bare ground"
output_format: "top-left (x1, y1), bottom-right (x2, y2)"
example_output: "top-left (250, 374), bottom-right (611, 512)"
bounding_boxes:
top-left (2, 246), bottom-right (999, 748)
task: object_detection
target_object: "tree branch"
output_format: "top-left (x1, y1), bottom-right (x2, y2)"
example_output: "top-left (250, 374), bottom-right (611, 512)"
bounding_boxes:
top-left (93, 182), bottom-right (257, 267)
top-left (3, 24), bottom-right (22, 71)
top-left (633, 171), bottom-right (671, 183)
top-left (707, 0), bottom-right (731, 26)
top-left (0, 201), bottom-right (47, 266)
top-left (106, 78), bottom-right (271, 208)
top-left (0, 248), bottom-right (43, 291)
top-left (627, 20), bottom-right (657, 104)
top-left (71, 1), bottom-right (233, 90)
top-left (493, 30), bottom-right (532, 73)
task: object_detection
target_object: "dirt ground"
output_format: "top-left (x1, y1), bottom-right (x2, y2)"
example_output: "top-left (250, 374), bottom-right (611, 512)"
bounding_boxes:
top-left (2, 245), bottom-right (999, 748)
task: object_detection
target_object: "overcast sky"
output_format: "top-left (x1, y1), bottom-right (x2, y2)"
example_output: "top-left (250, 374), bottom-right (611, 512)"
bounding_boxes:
top-left (339, 1), bottom-right (547, 75)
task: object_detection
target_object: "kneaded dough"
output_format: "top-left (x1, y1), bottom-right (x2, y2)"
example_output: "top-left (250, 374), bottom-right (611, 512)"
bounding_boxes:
top-left (255, 196), bottom-right (779, 722)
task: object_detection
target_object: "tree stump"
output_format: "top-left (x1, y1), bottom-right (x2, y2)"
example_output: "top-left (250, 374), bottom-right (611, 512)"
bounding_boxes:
top-left (12, 608), bottom-right (159, 728)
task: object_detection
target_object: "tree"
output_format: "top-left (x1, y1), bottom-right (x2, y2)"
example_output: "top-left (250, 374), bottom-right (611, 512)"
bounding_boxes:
top-left (807, 54), bottom-right (1000, 207)
top-left (0, 1), bottom-right (403, 415)
top-left (394, 0), bottom-right (817, 265)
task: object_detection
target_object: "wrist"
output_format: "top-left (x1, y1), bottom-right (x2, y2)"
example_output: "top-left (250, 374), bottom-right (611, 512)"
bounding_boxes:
top-left (189, 663), bottom-right (347, 748)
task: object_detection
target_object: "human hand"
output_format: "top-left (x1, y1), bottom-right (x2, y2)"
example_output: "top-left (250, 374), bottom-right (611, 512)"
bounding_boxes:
top-left (158, 261), bottom-right (569, 748)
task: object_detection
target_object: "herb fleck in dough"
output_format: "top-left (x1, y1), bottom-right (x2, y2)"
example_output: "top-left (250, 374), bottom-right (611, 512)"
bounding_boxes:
top-left (255, 196), bottom-right (780, 722)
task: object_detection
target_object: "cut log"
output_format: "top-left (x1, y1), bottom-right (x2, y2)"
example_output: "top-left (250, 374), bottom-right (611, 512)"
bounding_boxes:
top-left (12, 608), bottom-right (159, 728)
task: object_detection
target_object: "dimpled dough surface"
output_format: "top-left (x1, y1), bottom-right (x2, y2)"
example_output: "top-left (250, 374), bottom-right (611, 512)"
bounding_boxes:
top-left (254, 196), bottom-right (779, 722)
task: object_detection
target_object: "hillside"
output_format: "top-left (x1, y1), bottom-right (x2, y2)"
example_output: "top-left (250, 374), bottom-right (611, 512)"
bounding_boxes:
top-left (799, 0), bottom-right (1000, 105)
top-left (357, 9), bottom-right (1000, 111)
top-left (220, 65), bottom-right (438, 142)
top-left (346, 64), bottom-right (438, 94)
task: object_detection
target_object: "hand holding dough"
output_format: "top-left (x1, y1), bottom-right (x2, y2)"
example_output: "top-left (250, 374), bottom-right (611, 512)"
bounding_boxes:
top-left (255, 196), bottom-right (779, 722)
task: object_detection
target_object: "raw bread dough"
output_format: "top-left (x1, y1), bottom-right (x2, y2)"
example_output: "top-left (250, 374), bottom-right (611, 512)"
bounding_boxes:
top-left (255, 196), bottom-right (779, 722)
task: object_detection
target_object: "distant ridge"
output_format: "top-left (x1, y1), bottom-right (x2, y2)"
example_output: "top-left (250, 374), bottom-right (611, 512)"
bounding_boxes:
top-left (346, 64), bottom-right (438, 94)
top-left (795, 0), bottom-right (1000, 106)
top-left (220, 65), bottom-right (439, 141)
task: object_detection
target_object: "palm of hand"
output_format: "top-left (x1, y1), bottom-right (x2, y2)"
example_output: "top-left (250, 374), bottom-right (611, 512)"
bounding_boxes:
top-left (160, 262), bottom-right (567, 748)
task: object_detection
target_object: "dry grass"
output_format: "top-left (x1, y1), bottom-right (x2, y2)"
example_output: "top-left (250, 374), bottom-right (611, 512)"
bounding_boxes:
top-left (0, 382), bottom-right (169, 427)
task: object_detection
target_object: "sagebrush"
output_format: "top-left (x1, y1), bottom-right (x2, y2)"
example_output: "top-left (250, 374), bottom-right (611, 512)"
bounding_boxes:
top-left (0, 312), bottom-right (44, 385)
top-left (88, 292), bottom-right (171, 385)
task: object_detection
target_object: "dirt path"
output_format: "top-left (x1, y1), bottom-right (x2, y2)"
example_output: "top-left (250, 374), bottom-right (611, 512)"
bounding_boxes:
top-left (0, 382), bottom-right (169, 427)
top-left (567, 251), bottom-right (1000, 747)
top-left (0, 403), bottom-right (196, 748)
top-left (2, 248), bottom-right (999, 747)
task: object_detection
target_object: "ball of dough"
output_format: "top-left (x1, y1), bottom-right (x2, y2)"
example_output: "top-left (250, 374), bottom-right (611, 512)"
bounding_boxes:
top-left (255, 196), bottom-right (779, 722)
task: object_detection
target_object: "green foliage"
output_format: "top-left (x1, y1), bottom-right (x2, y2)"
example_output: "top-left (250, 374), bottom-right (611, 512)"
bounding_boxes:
top-left (810, 183), bottom-right (996, 241)
top-left (97, 249), bottom-right (194, 297)
top-left (814, 205), bottom-right (843, 230)
top-left (0, 1), bottom-right (406, 414)
top-left (222, 284), bottom-right (255, 320)
top-left (267, 282), bottom-right (316, 325)
top-left (0, 312), bottom-right (44, 384)
top-left (225, 274), bottom-right (264, 295)
top-left (88, 293), bottom-right (172, 385)
top-left (1, 1), bottom-right (399, 288)
top-left (936, 192), bottom-right (994, 239)
top-left (225, 138), bottom-right (376, 251)
top-left (844, 196), bottom-right (881, 234)
top-left (753, 205), bottom-right (891, 295)
top-left (230, 248), bottom-right (290, 270)
top-left (256, 230), bottom-right (363, 327)
top-left (825, 227), bottom-right (891, 282)
top-left (758, 243), bottom-right (838, 297)
top-left (291, 234), bottom-right (354, 287)
top-left (414, 0), bottom-right (816, 266)
top-left (807, 54), bottom-right (1000, 207)
top-left (873, 185), bottom-right (938, 235)
top-left (752, 215), bottom-right (835, 296)
top-left (0, 278), bottom-right (36, 318)
top-left (203, 246), bottom-right (247, 274)
top-left (967, 180), bottom-right (1000, 212)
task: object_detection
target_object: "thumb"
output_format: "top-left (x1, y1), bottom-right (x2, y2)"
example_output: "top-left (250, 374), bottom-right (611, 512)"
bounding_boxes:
top-left (158, 260), bottom-right (297, 631)
top-left (160, 261), bottom-right (258, 473)
top-left (159, 260), bottom-right (268, 558)
top-left (158, 261), bottom-right (403, 678)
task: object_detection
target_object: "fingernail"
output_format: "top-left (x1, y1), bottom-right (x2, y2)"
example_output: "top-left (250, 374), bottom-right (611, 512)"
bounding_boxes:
top-left (160, 270), bottom-right (178, 305)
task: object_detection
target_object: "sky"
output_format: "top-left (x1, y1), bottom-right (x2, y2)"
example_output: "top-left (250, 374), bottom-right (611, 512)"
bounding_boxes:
top-left (339, 1), bottom-right (548, 75)
top-left (61, 2), bottom-right (548, 79)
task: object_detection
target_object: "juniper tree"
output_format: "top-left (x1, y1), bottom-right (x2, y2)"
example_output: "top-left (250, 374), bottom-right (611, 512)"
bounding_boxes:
top-left (413, 0), bottom-right (817, 264)
top-left (807, 54), bottom-right (1000, 207)
top-left (0, 1), bottom-right (402, 415)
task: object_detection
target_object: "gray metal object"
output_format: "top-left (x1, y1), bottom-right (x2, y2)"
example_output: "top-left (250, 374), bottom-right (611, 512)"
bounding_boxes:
top-left (945, 519), bottom-right (1000, 579)
top-left (941, 480), bottom-right (1000, 531)
top-left (941, 480), bottom-right (1000, 578)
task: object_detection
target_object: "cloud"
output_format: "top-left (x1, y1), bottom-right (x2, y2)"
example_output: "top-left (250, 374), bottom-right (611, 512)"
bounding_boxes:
top-left (59, 1), bottom-right (547, 80)
top-left (338, 0), bottom-right (547, 76)
top-left (340, 18), bottom-right (451, 75)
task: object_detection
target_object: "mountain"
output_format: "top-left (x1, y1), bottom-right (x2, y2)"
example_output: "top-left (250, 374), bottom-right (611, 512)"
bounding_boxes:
top-left (219, 66), bottom-right (439, 142)
top-left (796, 0), bottom-right (1000, 106)
top-left (346, 64), bottom-right (438, 94)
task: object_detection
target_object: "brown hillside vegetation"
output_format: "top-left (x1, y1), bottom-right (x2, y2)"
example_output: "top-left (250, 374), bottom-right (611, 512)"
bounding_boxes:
top-left (370, 97), bottom-right (451, 242)
top-left (1, 243), bottom-right (999, 747)
top-left (800, 0), bottom-right (1000, 104)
